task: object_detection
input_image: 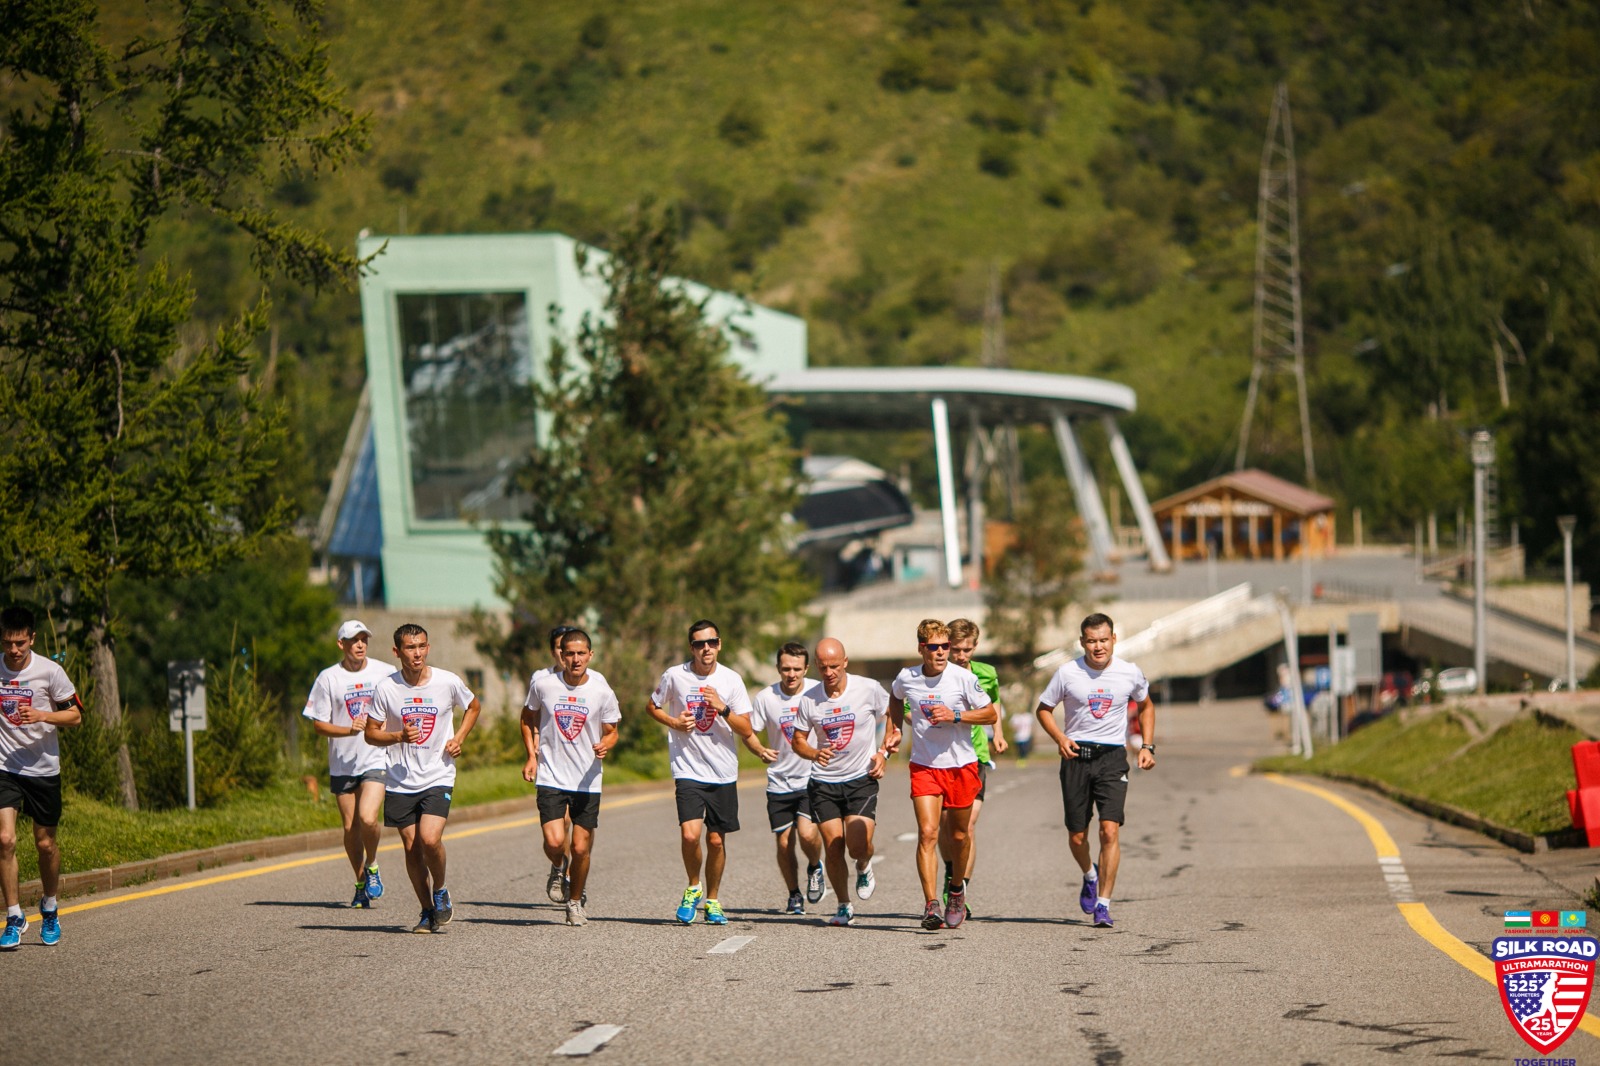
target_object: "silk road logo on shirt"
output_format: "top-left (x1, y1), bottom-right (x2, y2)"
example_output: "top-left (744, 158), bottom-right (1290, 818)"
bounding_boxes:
top-left (1087, 691), bottom-right (1115, 719)
top-left (822, 711), bottom-right (855, 749)
top-left (343, 688), bottom-right (374, 721)
top-left (688, 689), bottom-right (717, 733)
top-left (917, 698), bottom-right (941, 722)
top-left (401, 697), bottom-right (439, 743)
top-left (554, 698), bottom-right (589, 741)
top-left (0, 687), bottom-right (33, 726)
top-left (779, 712), bottom-right (797, 745)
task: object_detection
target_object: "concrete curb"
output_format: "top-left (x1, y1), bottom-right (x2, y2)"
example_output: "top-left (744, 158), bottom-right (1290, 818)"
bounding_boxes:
top-left (1263, 767), bottom-right (1583, 854)
top-left (20, 776), bottom-right (677, 909)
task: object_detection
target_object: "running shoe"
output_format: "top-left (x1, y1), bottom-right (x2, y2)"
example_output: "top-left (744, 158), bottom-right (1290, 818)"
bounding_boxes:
top-left (547, 860), bottom-right (568, 903)
top-left (1079, 864), bottom-right (1098, 915)
top-left (704, 899), bottom-right (728, 925)
top-left (1093, 902), bottom-right (1113, 928)
top-left (432, 887), bottom-right (454, 925)
top-left (827, 903), bottom-right (854, 927)
top-left (944, 885), bottom-right (968, 929)
top-left (856, 864), bottom-right (877, 900)
top-left (411, 909), bottom-right (435, 934)
top-left (351, 882), bottom-right (371, 909)
top-left (563, 877), bottom-right (587, 906)
top-left (0, 915), bottom-right (25, 949)
top-left (566, 900), bottom-right (588, 927)
top-left (921, 900), bottom-right (944, 930)
top-left (676, 884), bottom-right (704, 924)
top-left (786, 890), bottom-right (805, 915)
top-left (364, 864), bottom-right (384, 900)
top-left (805, 861), bottom-right (826, 904)
top-left (40, 909), bottom-right (60, 946)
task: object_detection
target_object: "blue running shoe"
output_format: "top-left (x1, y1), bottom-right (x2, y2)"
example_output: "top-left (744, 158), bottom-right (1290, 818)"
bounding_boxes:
top-left (40, 910), bottom-right (61, 946)
top-left (1093, 902), bottom-right (1113, 928)
top-left (676, 884), bottom-right (703, 924)
top-left (1, 914), bottom-right (27, 949)
top-left (1079, 865), bottom-right (1098, 915)
top-left (351, 882), bottom-right (371, 909)
top-left (364, 864), bottom-right (384, 900)
top-left (411, 909), bottom-right (435, 934)
top-left (432, 887), bottom-right (453, 925)
top-left (704, 899), bottom-right (728, 925)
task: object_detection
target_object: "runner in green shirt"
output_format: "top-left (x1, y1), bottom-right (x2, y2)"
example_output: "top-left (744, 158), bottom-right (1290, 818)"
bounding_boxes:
top-left (946, 619), bottom-right (1006, 907)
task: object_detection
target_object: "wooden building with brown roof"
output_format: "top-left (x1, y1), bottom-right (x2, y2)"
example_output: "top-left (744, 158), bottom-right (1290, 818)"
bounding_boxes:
top-left (1151, 469), bottom-right (1336, 562)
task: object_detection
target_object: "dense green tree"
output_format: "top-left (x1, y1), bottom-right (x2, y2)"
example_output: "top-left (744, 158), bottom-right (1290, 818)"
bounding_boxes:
top-left (0, 0), bottom-right (368, 807)
top-left (477, 210), bottom-right (814, 760)
top-left (983, 475), bottom-right (1084, 660)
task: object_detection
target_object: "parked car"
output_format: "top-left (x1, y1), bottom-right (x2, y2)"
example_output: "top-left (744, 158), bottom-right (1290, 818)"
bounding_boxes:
top-left (1379, 670), bottom-right (1415, 708)
top-left (1434, 666), bottom-right (1478, 695)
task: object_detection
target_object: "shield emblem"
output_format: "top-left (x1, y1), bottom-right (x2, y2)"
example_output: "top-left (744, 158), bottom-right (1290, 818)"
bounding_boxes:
top-left (917, 698), bottom-right (939, 722)
top-left (780, 713), bottom-right (796, 744)
top-left (1087, 693), bottom-right (1114, 719)
top-left (555, 703), bottom-right (588, 741)
top-left (1494, 935), bottom-right (1597, 1053)
top-left (688, 695), bottom-right (716, 733)
top-left (344, 692), bottom-right (373, 721)
top-left (0, 695), bottom-right (22, 726)
top-left (402, 708), bottom-right (437, 743)
top-left (823, 713), bottom-right (855, 750)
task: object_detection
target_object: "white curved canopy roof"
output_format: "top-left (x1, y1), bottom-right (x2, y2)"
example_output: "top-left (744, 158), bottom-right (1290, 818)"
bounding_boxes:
top-left (765, 367), bottom-right (1136, 426)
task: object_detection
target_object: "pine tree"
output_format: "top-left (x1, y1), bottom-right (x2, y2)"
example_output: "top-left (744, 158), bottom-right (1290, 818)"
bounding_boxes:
top-left (0, 0), bottom-right (368, 807)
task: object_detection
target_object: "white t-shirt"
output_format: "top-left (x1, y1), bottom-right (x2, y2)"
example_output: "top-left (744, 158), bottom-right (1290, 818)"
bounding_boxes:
top-left (369, 667), bottom-right (476, 794)
top-left (302, 659), bottom-right (393, 778)
top-left (528, 670), bottom-right (621, 794)
top-left (651, 661), bottom-right (752, 785)
top-left (1037, 656), bottom-right (1150, 746)
top-left (795, 674), bottom-right (889, 784)
top-left (891, 663), bottom-right (992, 770)
top-left (1008, 710), bottom-right (1036, 744)
top-left (0, 653), bottom-right (78, 777)
top-left (748, 682), bottom-right (812, 794)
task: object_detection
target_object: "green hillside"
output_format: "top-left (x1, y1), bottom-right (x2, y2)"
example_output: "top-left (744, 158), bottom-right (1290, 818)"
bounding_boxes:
top-left (108, 0), bottom-right (1600, 572)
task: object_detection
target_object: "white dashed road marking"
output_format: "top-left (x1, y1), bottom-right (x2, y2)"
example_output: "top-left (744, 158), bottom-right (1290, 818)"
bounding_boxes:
top-left (707, 935), bottom-right (755, 954)
top-left (553, 1024), bottom-right (625, 1056)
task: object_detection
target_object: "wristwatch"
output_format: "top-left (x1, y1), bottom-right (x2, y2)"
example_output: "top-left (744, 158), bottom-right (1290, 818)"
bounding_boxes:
top-left (1141, 744), bottom-right (1156, 753)
top-left (954, 709), bottom-right (963, 724)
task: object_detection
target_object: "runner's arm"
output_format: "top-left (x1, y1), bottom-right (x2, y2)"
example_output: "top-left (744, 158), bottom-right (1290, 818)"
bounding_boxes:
top-left (594, 721), bottom-right (619, 759)
top-left (646, 698), bottom-right (693, 732)
top-left (728, 712), bottom-right (778, 762)
top-left (520, 704), bottom-right (540, 781)
top-left (989, 701), bottom-right (1008, 753)
top-left (1035, 701), bottom-right (1077, 758)
top-left (445, 697), bottom-right (482, 756)
top-left (1135, 696), bottom-right (1156, 769)
top-left (364, 713), bottom-right (408, 746)
top-left (310, 719), bottom-right (361, 739)
top-left (18, 694), bottom-right (82, 728)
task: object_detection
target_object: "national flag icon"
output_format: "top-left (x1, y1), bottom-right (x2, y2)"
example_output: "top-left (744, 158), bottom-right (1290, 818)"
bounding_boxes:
top-left (1506, 911), bottom-right (1533, 931)
top-left (1562, 911), bottom-right (1588, 929)
top-left (1534, 910), bottom-right (1563, 929)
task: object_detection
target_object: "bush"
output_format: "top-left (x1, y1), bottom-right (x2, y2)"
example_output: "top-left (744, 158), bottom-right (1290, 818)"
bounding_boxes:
top-left (132, 653), bottom-right (283, 809)
top-left (978, 136), bottom-right (1019, 177)
top-left (880, 50), bottom-right (926, 92)
top-left (717, 98), bottom-right (765, 146)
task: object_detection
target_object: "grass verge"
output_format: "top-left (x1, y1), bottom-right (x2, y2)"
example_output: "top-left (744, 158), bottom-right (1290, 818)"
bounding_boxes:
top-left (16, 756), bottom-right (666, 884)
top-left (1254, 707), bottom-right (1584, 837)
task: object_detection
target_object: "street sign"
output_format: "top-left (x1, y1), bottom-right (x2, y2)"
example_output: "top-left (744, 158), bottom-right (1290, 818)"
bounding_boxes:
top-left (167, 660), bottom-right (207, 732)
top-left (1349, 612), bottom-right (1382, 685)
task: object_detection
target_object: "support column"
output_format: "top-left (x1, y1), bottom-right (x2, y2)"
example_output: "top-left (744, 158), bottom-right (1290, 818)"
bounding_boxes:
top-left (966, 411), bottom-right (986, 586)
top-left (932, 397), bottom-right (962, 589)
top-left (1052, 411), bottom-right (1114, 574)
top-left (1102, 414), bottom-right (1171, 572)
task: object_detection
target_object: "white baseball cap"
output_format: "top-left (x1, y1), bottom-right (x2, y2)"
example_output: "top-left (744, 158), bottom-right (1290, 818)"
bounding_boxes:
top-left (337, 620), bottom-right (373, 641)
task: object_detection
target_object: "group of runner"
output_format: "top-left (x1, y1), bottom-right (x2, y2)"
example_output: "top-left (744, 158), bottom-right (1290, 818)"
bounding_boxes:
top-left (0, 605), bottom-right (1155, 946)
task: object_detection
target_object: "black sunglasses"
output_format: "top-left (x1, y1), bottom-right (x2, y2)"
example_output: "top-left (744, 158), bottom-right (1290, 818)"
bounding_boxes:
top-left (921, 641), bottom-right (950, 651)
top-left (691, 638), bottom-right (721, 649)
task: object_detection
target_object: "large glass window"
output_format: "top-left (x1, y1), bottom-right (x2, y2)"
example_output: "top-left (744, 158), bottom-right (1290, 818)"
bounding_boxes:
top-left (395, 292), bottom-right (535, 523)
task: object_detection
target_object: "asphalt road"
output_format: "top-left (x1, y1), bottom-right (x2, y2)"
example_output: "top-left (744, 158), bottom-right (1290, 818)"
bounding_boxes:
top-left (4, 699), bottom-right (1586, 1064)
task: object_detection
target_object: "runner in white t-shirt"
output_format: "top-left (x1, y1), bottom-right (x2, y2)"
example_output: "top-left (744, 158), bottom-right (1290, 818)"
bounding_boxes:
top-left (301, 619), bottom-right (393, 909)
top-left (888, 619), bottom-right (995, 931)
top-left (747, 642), bottom-right (824, 916)
top-left (365, 624), bottom-right (481, 934)
top-left (645, 619), bottom-right (776, 926)
top-left (1034, 613), bottom-right (1156, 930)
top-left (0, 607), bottom-right (82, 950)
top-left (789, 638), bottom-right (894, 927)
top-left (524, 629), bottom-right (620, 927)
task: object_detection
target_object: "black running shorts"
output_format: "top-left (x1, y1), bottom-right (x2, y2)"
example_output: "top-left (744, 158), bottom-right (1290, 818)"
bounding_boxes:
top-left (537, 786), bottom-right (602, 830)
top-left (1059, 744), bottom-right (1128, 833)
top-left (384, 785), bottom-right (452, 828)
top-left (765, 788), bottom-right (813, 833)
top-left (330, 768), bottom-right (386, 795)
top-left (675, 779), bottom-right (740, 834)
top-left (808, 774), bottom-right (879, 823)
top-left (0, 770), bottom-right (62, 827)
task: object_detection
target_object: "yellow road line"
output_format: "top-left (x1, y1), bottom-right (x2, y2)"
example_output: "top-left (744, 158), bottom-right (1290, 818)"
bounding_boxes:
top-left (31, 789), bottom-right (669, 922)
top-left (1260, 772), bottom-right (1600, 1040)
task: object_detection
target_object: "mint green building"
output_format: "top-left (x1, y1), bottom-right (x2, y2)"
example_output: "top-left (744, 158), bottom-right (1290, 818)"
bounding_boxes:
top-left (349, 233), bottom-right (807, 610)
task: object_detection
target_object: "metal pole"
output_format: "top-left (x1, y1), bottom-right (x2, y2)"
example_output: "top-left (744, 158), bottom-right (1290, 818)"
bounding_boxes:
top-left (1275, 592), bottom-right (1312, 758)
top-left (1561, 515), bottom-right (1578, 691)
top-left (183, 674), bottom-right (197, 811)
top-left (931, 397), bottom-right (962, 589)
top-left (1471, 430), bottom-right (1494, 695)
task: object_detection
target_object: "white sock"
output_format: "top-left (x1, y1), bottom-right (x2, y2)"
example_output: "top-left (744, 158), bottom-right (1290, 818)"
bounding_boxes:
top-left (6, 905), bottom-right (20, 919)
top-left (41, 896), bottom-right (57, 913)
top-left (1083, 865), bottom-right (1098, 882)
top-left (1097, 895), bottom-right (1111, 908)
